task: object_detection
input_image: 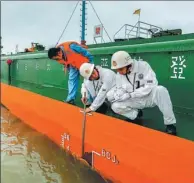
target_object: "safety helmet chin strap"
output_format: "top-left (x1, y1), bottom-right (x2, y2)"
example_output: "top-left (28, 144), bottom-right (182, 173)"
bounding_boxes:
top-left (125, 64), bottom-right (136, 92)
top-left (125, 64), bottom-right (132, 75)
top-left (95, 67), bottom-right (100, 80)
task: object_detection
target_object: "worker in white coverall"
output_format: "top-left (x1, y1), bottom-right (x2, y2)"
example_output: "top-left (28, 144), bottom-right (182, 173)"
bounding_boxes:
top-left (79, 63), bottom-right (116, 114)
top-left (106, 51), bottom-right (177, 135)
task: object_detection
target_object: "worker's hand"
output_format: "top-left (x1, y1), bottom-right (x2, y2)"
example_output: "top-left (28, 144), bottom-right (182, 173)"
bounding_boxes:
top-left (81, 97), bottom-right (87, 104)
top-left (122, 84), bottom-right (133, 93)
top-left (113, 93), bottom-right (131, 102)
top-left (119, 93), bottom-right (131, 101)
top-left (85, 107), bottom-right (92, 113)
top-left (114, 88), bottom-right (126, 99)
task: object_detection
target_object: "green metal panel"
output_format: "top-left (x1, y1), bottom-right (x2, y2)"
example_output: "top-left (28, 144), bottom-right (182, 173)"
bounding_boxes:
top-left (0, 61), bottom-right (9, 84)
top-left (39, 59), bottom-right (67, 87)
top-left (12, 59), bottom-right (38, 83)
top-left (10, 58), bottom-right (40, 94)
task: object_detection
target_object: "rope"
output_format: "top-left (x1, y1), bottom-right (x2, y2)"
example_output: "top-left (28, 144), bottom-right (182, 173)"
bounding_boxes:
top-left (88, 1), bottom-right (112, 42)
top-left (55, 1), bottom-right (80, 46)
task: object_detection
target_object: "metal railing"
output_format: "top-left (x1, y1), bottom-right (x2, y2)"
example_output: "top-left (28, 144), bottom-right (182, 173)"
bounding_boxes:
top-left (113, 21), bottom-right (163, 40)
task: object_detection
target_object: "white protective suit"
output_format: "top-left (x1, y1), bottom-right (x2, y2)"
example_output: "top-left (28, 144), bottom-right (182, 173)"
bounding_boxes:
top-left (107, 60), bottom-right (176, 125)
top-left (81, 66), bottom-right (116, 111)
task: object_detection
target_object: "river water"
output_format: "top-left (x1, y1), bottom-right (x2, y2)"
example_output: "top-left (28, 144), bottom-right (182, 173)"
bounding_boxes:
top-left (1, 106), bottom-right (107, 183)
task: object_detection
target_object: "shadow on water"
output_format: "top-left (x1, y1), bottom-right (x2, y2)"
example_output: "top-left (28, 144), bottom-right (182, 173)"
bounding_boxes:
top-left (1, 106), bottom-right (109, 183)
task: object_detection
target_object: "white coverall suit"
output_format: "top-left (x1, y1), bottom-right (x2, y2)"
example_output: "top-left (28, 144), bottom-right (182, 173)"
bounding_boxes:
top-left (81, 66), bottom-right (116, 111)
top-left (107, 60), bottom-right (176, 125)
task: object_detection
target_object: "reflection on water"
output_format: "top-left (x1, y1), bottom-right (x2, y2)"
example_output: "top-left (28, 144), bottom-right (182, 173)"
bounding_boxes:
top-left (1, 106), bottom-right (107, 183)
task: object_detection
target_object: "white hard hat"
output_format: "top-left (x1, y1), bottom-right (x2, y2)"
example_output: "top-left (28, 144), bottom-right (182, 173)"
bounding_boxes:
top-left (79, 63), bottom-right (95, 79)
top-left (111, 51), bottom-right (134, 69)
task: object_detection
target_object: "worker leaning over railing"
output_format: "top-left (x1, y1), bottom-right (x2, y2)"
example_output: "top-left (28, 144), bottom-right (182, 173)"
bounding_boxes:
top-left (79, 63), bottom-right (116, 114)
top-left (107, 50), bottom-right (177, 135)
top-left (48, 41), bottom-right (94, 105)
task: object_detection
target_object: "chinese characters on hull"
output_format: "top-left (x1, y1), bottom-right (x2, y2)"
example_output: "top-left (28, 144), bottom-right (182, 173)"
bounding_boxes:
top-left (171, 55), bottom-right (186, 79)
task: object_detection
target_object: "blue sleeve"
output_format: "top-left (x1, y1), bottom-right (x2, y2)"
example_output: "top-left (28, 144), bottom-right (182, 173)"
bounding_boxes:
top-left (70, 43), bottom-right (94, 62)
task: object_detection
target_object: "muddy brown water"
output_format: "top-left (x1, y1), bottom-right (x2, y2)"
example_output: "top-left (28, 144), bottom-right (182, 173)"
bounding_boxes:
top-left (1, 106), bottom-right (108, 183)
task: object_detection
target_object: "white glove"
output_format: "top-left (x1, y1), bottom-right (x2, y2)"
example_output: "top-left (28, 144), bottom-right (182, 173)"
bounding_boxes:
top-left (114, 88), bottom-right (125, 97)
top-left (122, 84), bottom-right (133, 93)
top-left (114, 93), bottom-right (120, 101)
top-left (120, 93), bottom-right (131, 101)
top-left (114, 92), bottom-right (131, 102)
top-left (107, 93), bottom-right (115, 102)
